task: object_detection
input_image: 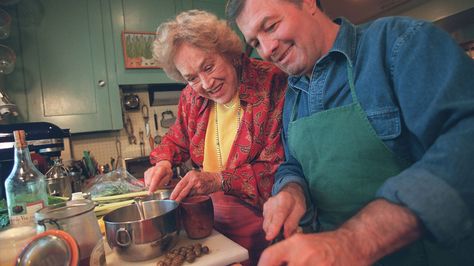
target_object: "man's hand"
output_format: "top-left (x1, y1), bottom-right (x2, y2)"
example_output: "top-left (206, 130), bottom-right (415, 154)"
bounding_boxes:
top-left (259, 230), bottom-right (364, 266)
top-left (170, 170), bottom-right (221, 202)
top-left (259, 199), bottom-right (422, 266)
top-left (262, 183), bottom-right (307, 241)
top-left (144, 160), bottom-right (173, 194)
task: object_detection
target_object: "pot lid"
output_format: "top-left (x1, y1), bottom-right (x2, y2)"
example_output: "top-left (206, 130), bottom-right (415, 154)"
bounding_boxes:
top-left (35, 199), bottom-right (95, 221)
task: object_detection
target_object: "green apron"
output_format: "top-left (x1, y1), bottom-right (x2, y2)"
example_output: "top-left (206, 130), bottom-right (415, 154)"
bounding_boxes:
top-left (286, 61), bottom-right (473, 265)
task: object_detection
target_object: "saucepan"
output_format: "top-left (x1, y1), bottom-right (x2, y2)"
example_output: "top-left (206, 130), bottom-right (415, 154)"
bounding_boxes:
top-left (103, 199), bottom-right (180, 262)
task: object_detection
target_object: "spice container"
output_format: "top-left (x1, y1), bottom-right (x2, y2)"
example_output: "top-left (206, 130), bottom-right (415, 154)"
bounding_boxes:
top-left (35, 199), bottom-right (104, 266)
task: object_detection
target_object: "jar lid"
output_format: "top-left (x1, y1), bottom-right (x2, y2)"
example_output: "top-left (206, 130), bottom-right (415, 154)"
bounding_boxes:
top-left (35, 199), bottom-right (95, 222)
top-left (16, 229), bottom-right (79, 266)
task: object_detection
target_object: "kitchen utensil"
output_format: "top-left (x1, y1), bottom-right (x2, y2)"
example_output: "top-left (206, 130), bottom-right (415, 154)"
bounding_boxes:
top-left (35, 199), bottom-right (104, 266)
top-left (45, 158), bottom-right (73, 198)
top-left (180, 195), bottom-right (214, 239)
top-left (160, 110), bottom-right (176, 128)
top-left (16, 229), bottom-right (79, 266)
top-left (139, 130), bottom-right (145, 156)
top-left (134, 197), bottom-right (145, 220)
top-left (103, 199), bottom-right (180, 262)
top-left (115, 138), bottom-right (122, 169)
top-left (0, 44), bottom-right (15, 74)
top-left (142, 104), bottom-right (149, 132)
top-left (154, 111), bottom-right (158, 130)
top-left (124, 114), bottom-right (137, 144)
top-left (153, 110), bottom-right (162, 144)
top-left (142, 104), bottom-right (154, 150)
top-left (123, 93), bottom-right (140, 111)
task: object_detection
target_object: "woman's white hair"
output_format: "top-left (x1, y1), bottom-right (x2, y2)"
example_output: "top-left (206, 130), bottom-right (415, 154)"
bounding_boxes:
top-left (153, 10), bottom-right (243, 82)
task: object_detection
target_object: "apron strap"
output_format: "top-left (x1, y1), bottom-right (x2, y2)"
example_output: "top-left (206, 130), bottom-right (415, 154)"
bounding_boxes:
top-left (290, 89), bottom-right (302, 122)
top-left (345, 57), bottom-right (359, 103)
top-left (290, 55), bottom-right (358, 122)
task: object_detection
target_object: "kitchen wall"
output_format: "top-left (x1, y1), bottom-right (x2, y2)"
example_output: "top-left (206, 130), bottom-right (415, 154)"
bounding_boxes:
top-left (65, 89), bottom-right (178, 168)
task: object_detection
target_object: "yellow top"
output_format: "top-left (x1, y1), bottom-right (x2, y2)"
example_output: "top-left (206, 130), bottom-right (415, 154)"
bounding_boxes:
top-left (203, 94), bottom-right (240, 172)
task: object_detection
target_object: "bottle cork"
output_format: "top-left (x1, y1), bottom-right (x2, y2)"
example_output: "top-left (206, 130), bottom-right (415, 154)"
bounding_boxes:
top-left (13, 130), bottom-right (27, 148)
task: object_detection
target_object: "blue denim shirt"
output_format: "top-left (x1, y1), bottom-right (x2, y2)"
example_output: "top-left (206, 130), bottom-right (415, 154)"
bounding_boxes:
top-left (274, 17), bottom-right (474, 245)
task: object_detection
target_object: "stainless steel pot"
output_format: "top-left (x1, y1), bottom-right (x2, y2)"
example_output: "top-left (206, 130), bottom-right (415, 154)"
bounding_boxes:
top-left (103, 199), bottom-right (180, 262)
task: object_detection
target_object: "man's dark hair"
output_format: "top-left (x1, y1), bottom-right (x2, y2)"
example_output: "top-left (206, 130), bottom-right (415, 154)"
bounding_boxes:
top-left (226, 0), bottom-right (321, 24)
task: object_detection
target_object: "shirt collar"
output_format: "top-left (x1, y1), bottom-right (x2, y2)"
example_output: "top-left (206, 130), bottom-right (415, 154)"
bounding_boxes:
top-left (288, 17), bottom-right (357, 91)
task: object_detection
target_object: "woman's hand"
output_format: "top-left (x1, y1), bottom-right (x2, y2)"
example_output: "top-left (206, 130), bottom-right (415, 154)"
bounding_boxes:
top-left (144, 160), bottom-right (173, 194)
top-left (170, 170), bottom-right (221, 202)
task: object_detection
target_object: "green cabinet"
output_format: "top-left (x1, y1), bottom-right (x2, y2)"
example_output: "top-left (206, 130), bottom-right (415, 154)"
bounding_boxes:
top-left (6, 0), bottom-right (122, 133)
top-left (4, 0), bottom-right (228, 132)
top-left (110, 0), bottom-right (228, 85)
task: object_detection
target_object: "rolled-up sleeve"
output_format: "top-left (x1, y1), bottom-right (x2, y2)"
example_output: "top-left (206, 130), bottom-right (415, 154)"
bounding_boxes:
top-left (376, 21), bottom-right (474, 246)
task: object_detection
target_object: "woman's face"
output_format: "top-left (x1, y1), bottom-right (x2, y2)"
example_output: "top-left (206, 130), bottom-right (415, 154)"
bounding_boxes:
top-left (174, 43), bottom-right (239, 104)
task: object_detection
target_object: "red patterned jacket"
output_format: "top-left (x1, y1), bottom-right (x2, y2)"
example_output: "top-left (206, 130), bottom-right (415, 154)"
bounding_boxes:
top-left (150, 56), bottom-right (287, 209)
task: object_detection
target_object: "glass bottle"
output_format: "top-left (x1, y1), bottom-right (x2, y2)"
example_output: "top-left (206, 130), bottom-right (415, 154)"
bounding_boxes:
top-left (5, 130), bottom-right (48, 226)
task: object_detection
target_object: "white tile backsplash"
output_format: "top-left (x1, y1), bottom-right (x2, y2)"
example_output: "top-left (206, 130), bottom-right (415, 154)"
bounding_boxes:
top-left (67, 90), bottom-right (178, 167)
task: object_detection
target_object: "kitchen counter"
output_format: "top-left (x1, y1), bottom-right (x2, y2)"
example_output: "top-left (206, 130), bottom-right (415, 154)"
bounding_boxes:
top-left (105, 230), bottom-right (248, 266)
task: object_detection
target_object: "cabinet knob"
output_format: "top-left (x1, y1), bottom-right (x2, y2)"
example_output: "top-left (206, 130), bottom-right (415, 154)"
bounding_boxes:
top-left (98, 80), bottom-right (106, 87)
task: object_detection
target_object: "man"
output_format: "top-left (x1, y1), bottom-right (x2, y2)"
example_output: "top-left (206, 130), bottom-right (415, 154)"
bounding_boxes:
top-left (226, 0), bottom-right (474, 265)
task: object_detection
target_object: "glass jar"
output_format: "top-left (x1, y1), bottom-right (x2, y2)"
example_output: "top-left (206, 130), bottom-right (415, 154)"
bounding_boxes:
top-left (35, 200), bottom-right (104, 266)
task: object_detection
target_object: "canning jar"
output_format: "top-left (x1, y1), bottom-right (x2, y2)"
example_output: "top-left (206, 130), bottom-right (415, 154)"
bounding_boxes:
top-left (35, 199), bottom-right (104, 266)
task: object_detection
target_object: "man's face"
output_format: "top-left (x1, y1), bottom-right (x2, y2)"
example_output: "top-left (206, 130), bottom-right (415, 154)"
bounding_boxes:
top-left (236, 0), bottom-right (320, 76)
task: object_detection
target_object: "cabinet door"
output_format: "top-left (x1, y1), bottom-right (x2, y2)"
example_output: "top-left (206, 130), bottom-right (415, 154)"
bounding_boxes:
top-left (180, 0), bottom-right (227, 18)
top-left (15, 0), bottom-right (121, 133)
top-left (111, 0), bottom-right (178, 85)
top-left (111, 0), bottom-right (228, 85)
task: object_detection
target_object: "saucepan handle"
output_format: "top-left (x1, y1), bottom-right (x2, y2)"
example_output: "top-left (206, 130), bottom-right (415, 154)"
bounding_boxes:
top-left (115, 227), bottom-right (132, 247)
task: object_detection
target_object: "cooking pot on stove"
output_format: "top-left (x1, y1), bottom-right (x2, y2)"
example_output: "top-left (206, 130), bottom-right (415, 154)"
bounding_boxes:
top-left (103, 199), bottom-right (180, 262)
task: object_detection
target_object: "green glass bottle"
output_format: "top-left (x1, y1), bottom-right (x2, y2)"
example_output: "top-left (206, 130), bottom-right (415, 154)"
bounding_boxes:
top-left (5, 130), bottom-right (48, 226)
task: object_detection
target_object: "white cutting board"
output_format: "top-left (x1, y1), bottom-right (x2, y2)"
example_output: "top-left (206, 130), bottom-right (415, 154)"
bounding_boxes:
top-left (105, 230), bottom-right (248, 266)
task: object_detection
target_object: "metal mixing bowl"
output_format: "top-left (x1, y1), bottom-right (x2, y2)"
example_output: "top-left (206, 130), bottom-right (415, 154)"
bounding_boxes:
top-left (103, 199), bottom-right (180, 262)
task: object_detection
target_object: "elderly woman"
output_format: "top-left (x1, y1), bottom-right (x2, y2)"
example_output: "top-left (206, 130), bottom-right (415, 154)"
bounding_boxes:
top-left (144, 10), bottom-right (287, 265)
